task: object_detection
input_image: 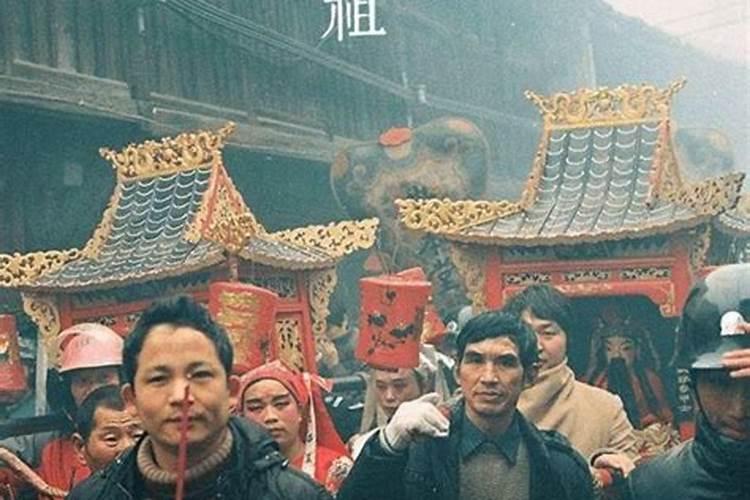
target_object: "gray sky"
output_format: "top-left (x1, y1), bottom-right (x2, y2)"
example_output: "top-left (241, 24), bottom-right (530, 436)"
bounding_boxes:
top-left (603, 0), bottom-right (748, 65)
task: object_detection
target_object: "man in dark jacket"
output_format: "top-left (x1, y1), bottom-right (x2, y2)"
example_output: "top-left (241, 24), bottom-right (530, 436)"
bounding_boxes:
top-left (338, 311), bottom-right (593, 500)
top-left (626, 264), bottom-right (750, 500)
top-left (67, 296), bottom-right (330, 500)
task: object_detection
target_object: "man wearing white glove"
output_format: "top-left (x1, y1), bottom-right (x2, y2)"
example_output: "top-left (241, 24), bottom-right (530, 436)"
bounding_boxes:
top-left (338, 311), bottom-right (594, 500)
top-left (380, 392), bottom-right (450, 451)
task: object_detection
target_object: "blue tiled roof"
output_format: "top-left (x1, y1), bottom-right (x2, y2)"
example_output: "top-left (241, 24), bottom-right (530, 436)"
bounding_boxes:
top-left (31, 168), bottom-right (224, 289)
top-left (21, 167), bottom-right (342, 291)
top-left (449, 122), bottom-right (736, 245)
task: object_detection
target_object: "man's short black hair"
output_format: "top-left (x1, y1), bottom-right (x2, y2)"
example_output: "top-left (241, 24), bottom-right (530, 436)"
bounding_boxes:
top-left (456, 310), bottom-right (538, 371)
top-left (503, 284), bottom-right (577, 340)
top-left (75, 385), bottom-right (125, 441)
top-left (122, 295), bottom-right (233, 387)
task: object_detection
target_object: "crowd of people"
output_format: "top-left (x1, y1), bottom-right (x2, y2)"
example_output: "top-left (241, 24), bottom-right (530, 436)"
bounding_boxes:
top-left (0, 264), bottom-right (749, 499)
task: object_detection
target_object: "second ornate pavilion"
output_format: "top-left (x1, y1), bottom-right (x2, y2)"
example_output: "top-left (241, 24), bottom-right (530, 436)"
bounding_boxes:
top-left (0, 123), bottom-right (377, 375)
top-left (397, 80), bottom-right (744, 318)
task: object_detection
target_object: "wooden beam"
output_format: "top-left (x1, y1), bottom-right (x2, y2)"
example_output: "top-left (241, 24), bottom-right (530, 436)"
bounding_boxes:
top-left (50, 0), bottom-right (76, 71)
top-left (0, 0), bottom-right (17, 73)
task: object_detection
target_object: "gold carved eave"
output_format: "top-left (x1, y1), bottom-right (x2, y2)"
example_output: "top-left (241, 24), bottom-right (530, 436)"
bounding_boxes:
top-left (659, 173), bottom-right (744, 217)
top-left (0, 249), bottom-right (81, 287)
top-left (397, 198), bottom-right (521, 235)
top-left (271, 218), bottom-right (379, 258)
top-left (525, 79), bottom-right (686, 130)
top-left (21, 293), bottom-right (61, 363)
top-left (100, 123), bottom-right (236, 181)
top-left (449, 244), bottom-right (487, 311)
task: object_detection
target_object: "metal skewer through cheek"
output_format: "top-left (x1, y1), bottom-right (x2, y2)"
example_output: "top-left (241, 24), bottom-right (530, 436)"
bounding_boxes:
top-left (175, 385), bottom-right (191, 500)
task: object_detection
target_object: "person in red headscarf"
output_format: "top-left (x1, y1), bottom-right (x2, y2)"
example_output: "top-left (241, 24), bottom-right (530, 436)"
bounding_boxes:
top-left (239, 361), bottom-right (353, 495)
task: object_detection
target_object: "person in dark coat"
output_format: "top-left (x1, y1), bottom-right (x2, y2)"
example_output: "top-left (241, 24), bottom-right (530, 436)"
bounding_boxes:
top-left (66, 296), bottom-right (330, 500)
top-left (626, 264), bottom-right (750, 500)
top-left (337, 310), bottom-right (593, 500)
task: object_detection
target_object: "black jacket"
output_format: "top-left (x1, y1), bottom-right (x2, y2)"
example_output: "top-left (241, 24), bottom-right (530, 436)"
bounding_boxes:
top-left (66, 416), bottom-right (331, 500)
top-left (338, 400), bottom-right (593, 500)
top-left (626, 417), bottom-right (750, 500)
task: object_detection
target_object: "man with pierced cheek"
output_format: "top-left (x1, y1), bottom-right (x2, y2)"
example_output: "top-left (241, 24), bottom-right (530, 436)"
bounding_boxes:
top-left (66, 296), bottom-right (331, 500)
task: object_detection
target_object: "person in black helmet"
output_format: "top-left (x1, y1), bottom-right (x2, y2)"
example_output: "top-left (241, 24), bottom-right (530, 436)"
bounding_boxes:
top-left (626, 263), bottom-right (750, 500)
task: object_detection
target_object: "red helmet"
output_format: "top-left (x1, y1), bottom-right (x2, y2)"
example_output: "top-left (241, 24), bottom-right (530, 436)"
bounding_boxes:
top-left (57, 323), bottom-right (123, 373)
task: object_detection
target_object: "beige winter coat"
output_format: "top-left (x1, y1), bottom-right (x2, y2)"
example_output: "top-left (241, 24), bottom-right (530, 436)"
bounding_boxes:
top-left (517, 359), bottom-right (638, 460)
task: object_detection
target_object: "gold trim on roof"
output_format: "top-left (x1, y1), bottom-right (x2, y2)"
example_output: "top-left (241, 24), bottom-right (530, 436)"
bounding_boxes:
top-left (525, 79), bottom-right (686, 129)
top-left (21, 293), bottom-right (60, 363)
top-left (202, 184), bottom-right (262, 254)
top-left (0, 249), bottom-right (81, 287)
top-left (81, 184), bottom-right (122, 260)
top-left (449, 244), bottom-right (486, 311)
top-left (272, 218), bottom-right (379, 259)
top-left (100, 123), bottom-right (236, 180)
top-left (397, 199), bottom-right (521, 235)
top-left (647, 123), bottom-right (686, 206)
top-left (661, 173), bottom-right (744, 217)
top-left (519, 130), bottom-right (550, 210)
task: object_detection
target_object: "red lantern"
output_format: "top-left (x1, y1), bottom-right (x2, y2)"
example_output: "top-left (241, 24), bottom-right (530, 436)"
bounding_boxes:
top-left (208, 282), bottom-right (279, 374)
top-left (0, 315), bottom-right (28, 404)
top-left (394, 268), bottom-right (446, 345)
top-left (356, 272), bottom-right (431, 369)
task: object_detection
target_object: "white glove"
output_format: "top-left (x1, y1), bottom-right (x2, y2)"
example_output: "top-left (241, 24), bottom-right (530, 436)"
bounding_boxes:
top-left (380, 392), bottom-right (450, 453)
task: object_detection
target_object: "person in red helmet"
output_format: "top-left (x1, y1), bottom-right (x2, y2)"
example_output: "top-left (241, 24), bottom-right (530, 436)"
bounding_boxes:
top-left (0, 323), bottom-right (123, 498)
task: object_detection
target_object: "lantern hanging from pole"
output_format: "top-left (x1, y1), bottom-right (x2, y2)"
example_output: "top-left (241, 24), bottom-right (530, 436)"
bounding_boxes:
top-left (208, 282), bottom-right (279, 374)
top-left (0, 315), bottom-right (28, 404)
top-left (356, 270), bottom-right (431, 369)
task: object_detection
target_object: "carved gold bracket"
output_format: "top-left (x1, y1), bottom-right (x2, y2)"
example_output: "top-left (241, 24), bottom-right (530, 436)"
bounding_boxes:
top-left (273, 218), bottom-right (379, 258)
top-left (308, 268), bottom-right (338, 345)
top-left (397, 199), bottom-right (521, 235)
top-left (21, 293), bottom-right (61, 364)
top-left (525, 79), bottom-right (686, 129)
top-left (688, 225), bottom-right (712, 274)
top-left (449, 244), bottom-right (486, 311)
top-left (0, 249), bottom-right (81, 287)
top-left (100, 123), bottom-right (236, 180)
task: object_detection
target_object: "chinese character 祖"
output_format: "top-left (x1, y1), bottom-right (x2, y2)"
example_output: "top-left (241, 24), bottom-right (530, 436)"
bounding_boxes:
top-left (322, 0), bottom-right (387, 42)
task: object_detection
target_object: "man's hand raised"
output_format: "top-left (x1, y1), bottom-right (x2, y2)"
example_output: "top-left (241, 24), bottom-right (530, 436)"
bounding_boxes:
top-left (380, 393), bottom-right (450, 453)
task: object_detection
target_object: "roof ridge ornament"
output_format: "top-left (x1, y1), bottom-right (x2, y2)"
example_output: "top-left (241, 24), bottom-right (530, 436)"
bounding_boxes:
top-left (271, 218), bottom-right (380, 258)
top-left (524, 79), bottom-right (686, 129)
top-left (100, 122), bottom-right (236, 180)
top-left (658, 172), bottom-right (744, 216)
top-left (396, 198), bottom-right (522, 234)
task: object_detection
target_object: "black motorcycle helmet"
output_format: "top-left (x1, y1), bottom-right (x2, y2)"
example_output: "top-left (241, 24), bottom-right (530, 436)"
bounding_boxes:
top-left (676, 263), bottom-right (750, 371)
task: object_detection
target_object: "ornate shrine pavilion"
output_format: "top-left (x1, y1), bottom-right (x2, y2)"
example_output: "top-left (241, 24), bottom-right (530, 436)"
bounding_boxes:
top-left (0, 123), bottom-right (377, 374)
top-left (397, 80), bottom-right (745, 317)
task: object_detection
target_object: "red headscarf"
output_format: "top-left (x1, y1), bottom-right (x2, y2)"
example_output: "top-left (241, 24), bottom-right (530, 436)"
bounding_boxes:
top-left (239, 361), bottom-right (347, 468)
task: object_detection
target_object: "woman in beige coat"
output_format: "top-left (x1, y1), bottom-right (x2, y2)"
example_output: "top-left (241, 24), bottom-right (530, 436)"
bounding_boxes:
top-left (504, 284), bottom-right (639, 474)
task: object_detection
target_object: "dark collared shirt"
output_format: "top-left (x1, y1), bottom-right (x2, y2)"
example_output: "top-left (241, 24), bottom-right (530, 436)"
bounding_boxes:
top-left (459, 410), bottom-right (522, 465)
